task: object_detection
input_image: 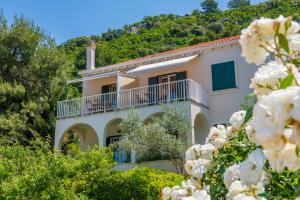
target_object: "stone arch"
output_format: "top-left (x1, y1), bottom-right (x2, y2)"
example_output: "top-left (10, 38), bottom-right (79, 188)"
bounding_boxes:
top-left (104, 118), bottom-right (131, 163)
top-left (194, 113), bottom-right (209, 144)
top-left (143, 112), bottom-right (163, 125)
top-left (59, 123), bottom-right (99, 151)
top-left (104, 118), bottom-right (123, 147)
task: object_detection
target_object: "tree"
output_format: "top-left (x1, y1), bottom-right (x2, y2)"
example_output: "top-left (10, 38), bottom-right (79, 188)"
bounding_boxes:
top-left (117, 106), bottom-right (191, 173)
top-left (201, 0), bottom-right (219, 13)
top-left (227, 0), bottom-right (250, 8)
top-left (0, 13), bottom-right (76, 145)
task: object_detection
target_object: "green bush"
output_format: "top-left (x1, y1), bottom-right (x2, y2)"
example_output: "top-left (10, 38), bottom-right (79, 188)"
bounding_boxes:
top-left (0, 140), bottom-right (115, 200)
top-left (0, 140), bottom-right (182, 200)
top-left (88, 167), bottom-right (183, 200)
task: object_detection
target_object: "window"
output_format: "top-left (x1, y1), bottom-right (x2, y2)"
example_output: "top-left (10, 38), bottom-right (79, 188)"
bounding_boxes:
top-left (211, 61), bottom-right (236, 91)
top-left (101, 84), bottom-right (116, 94)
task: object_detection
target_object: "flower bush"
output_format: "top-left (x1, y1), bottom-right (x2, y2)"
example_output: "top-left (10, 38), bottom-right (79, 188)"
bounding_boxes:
top-left (163, 15), bottom-right (300, 200)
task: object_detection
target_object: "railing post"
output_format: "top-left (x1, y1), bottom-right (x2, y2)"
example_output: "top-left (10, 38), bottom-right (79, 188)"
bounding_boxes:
top-left (168, 81), bottom-right (171, 102)
top-left (129, 90), bottom-right (132, 108)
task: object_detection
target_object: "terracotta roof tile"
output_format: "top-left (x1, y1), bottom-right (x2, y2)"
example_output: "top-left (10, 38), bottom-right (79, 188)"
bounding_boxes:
top-left (80, 35), bottom-right (240, 76)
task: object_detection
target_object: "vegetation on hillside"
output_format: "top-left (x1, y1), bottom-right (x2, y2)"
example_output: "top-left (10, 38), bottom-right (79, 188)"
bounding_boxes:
top-left (61, 0), bottom-right (300, 73)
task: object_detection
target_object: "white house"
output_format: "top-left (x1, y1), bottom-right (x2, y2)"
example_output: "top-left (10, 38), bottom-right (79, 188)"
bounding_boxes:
top-left (54, 35), bottom-right (257, 163)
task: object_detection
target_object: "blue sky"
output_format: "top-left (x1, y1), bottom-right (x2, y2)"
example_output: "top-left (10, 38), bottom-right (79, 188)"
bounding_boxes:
top-left (0, 0), bottom-right (266, 44)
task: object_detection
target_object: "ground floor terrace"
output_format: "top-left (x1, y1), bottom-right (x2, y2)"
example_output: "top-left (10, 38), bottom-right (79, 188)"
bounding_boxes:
top-left (55, 101), bottom-right (209, 164)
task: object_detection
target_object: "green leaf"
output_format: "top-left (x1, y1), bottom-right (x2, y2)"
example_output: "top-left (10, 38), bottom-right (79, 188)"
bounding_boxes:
top-left (278, 33), bottom-right (290, 53)
top-left (280, 74), bottom-right (294, 89)
top-left (296, 146), bottom-right (300, 157)
top-left (243, 105), bottom-right (254, 125)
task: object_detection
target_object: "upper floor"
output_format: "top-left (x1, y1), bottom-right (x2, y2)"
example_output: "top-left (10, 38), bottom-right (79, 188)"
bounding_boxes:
top-left (57, 35), bottom-right (257, 122)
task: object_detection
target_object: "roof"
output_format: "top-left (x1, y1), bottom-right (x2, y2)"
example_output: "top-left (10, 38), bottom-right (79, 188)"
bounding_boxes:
top-left (80, 35), bottom-right (240, 77)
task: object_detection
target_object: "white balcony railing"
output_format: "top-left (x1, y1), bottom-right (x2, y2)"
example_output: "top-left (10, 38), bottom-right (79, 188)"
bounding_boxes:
top-left (57, 79), bottom-right (208, 119)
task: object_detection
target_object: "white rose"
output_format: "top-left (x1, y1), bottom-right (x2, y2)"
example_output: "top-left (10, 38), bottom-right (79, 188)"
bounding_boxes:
top-left (291, 94), bottom-right (300, 121)
top-left (290, 34), bottom-right (300, 51)
top-left (232, 194), bottom-right (257, 200)
top-left (226, 181), bottom-right (249, 200)
top-left (224, 164), bottom-right (240, 188)
top-left (263, 149), bottom-right (285, 172)
top-left (239, 15), bottom-right (300, 65)
top-left (191, 159), bottom-right (211, 179)
top-left (192, 190), bottom-right (211, 200)
top-left (245, 120), bottom-right (256, 143)
top-left (162, 187), bottom-right (172, 200)
top-left (185, 160), bottom-right (195, 175)
top-left (250, 62), bottom-right (288, 95)
top-left (280, 143), bottom-right (300, 171)
top-left (240, 149), bottom-right (266, 186)
top-left (181, 179), bottom-right (196, 192)
top-left (186, 144), bottom-right (202, 160)
top-left (206, 126), bottom-right (227, 149)
top-left (230, 110), bottom-right (246, 130)
top-left (240, 23), bottom-right (270, 65)
top-left (199, 143), bottom-right (216, 160)
top-left (253, 87), bottom-right (300, 147)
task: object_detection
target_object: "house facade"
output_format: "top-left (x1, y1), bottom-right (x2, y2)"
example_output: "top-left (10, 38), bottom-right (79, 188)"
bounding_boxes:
top-left (54, 36), bottom-right (257, 163)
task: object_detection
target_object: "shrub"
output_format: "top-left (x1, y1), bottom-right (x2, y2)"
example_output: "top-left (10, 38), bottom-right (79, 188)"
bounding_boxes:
top-left (0, 140), bottom-right (115, 200)
top-left (88, 167), bottom-right (183, 200)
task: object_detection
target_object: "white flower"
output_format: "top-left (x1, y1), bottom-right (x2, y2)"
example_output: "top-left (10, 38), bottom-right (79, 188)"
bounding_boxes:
top-left (240, 24), bottom-right (270, 65)
top-left (290, 34), bottom-right (300, 51)
top-left (245, 120), bottom-right (256, 143)
top-left (206, 126), bottom-right (227, 148)
top-left (224, 164), bottom-right (240, 188)
top-left (263, 148), bottom-right (285, 172)
top-left (185, 160), bottom-right (196, 175)
top-left (240, 15), bottom-right (300, 65)
top-left (226, 181), bottom-right (250, 200)
top-left (291, 94), bottom-right (300, 121)
top-left (199, 143), bottom-right (216, 160)
top-left (182, 179), bottom-right (196, 192)
top-left (253, 87), bottom-right (300, 148)
top-left (170, 186), bottom-right (188, 200)
top-left (162, 187), bottom-right (172, 200)
top-left (280, 143), bottom-right (300, 171)
top-left (230, 110), bottom-right (246, 130)
top-left (250, 62), bottom-right (288, 95)
top-left (186, 144), bottom-right (202, 160)
top-left (240, 149), bottom-right (266, 186)
top-left (232, 194), bottom-right (257, 200)
top-left (191, 159), bottom-right (211, 179)
top-left (193, 190), bottom-right (211, 200)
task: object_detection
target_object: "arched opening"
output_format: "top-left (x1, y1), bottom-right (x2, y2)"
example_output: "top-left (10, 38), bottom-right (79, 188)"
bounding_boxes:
top-left (194, 113), bottom-right (209, 144)
top-left (104, 118), bottom-right (130, 163)
top-left (59, 123), bottom-right (99, 153)
top-left (143, 112), bottom-right (163, 125)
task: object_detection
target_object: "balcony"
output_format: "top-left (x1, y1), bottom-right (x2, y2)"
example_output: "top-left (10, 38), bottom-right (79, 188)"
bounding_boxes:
top-left (57, 79), bottom-right (208, 119)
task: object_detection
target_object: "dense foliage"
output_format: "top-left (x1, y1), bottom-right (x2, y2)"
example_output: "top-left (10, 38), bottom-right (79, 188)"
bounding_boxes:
top-left (118, 106), bottom-right (191, 173)
top-left (90, 167), bottom-right (183, 200)
top-left (0, 140), bottom-right (182, 199)
top-left (0, 13), bottom-right (78, 145)
top-left (61, 0), bottom-right (300, 72)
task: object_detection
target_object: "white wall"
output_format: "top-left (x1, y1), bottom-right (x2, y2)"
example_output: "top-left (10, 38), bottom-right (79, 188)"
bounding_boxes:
top-left (196, 44), bottom-right (257, 125)
top-left (55, 101), bottom-right (205, 149)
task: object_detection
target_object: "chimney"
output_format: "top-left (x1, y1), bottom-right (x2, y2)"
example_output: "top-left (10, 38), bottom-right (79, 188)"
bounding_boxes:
top-left (86, 41), bottom-right (96, 70)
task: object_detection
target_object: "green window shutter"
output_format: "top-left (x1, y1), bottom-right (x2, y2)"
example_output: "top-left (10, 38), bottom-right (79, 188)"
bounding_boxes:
top-left (211, 63), bottom-right (225, 91)
top-left (224, 61), bottom-right (236, 89)
top-left (211, 61), bottom-right (236, 91)
top-left (176, 71), bottom-right (187, 80)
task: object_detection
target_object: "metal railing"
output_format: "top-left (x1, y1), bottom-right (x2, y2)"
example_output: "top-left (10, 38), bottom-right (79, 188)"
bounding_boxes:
top-left (57, 79), bottom-right (208, 119)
